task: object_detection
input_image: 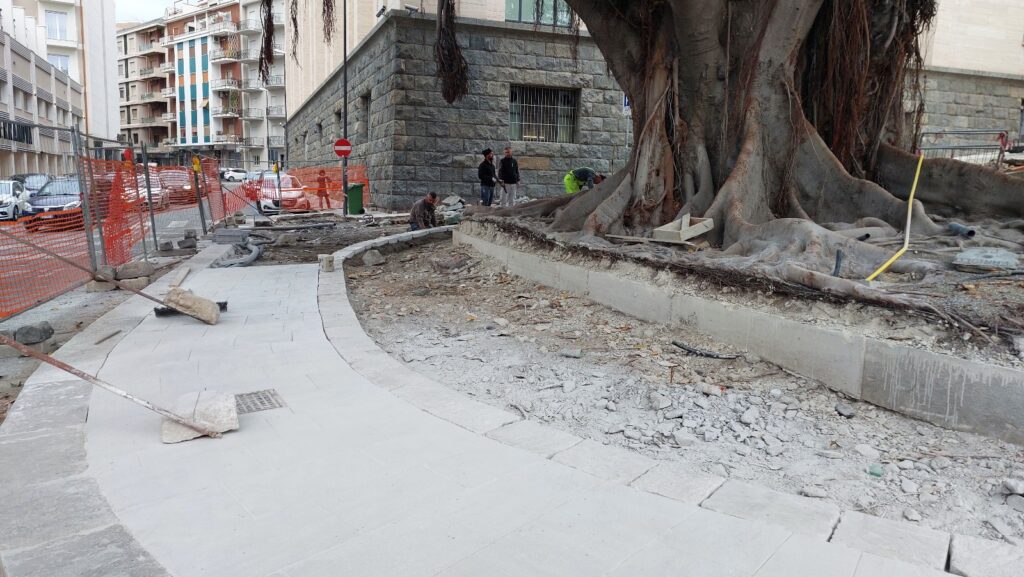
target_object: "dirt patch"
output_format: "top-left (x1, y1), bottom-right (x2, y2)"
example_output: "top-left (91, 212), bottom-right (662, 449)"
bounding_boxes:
top-left (347, 239), bottom-right (1024, 543)
top-left (252, 217), bottom-right (409, 266)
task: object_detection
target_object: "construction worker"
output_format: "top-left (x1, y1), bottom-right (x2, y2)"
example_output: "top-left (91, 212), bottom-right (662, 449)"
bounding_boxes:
top-left (315, 170), bottom-right (332, 210)
top-left (563, 167), bottom-right (606, 195)
top-left (409, 192), bottom-right (439, 231)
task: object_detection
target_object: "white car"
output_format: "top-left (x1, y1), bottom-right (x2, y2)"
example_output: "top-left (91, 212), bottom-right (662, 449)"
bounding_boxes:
top-left (0, 180), bottom-right (30, 221)
top-left (221, 167), bottom-right (246, 182)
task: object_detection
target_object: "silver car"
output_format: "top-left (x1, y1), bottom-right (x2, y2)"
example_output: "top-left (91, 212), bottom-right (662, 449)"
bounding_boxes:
top-left (0, 180), bottom-right (30, 221)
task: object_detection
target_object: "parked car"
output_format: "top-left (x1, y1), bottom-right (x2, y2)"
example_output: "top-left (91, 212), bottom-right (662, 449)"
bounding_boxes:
top-left (244, 170), bottom-right (264, 182)
top-left (132, 175), bottom-right (170, 210)
top-left (220, 167), bottom-right (246, 182)
top-left (23, 178), bottom-right (84, 232)
top-left (0, 180), bottom-right (30, 221)
top-left (251, 175), bottom-right (311, 214)
top-left (159, 169), bottom-right (198, 204)
top-left (11, 173), bottom-right (50, 195)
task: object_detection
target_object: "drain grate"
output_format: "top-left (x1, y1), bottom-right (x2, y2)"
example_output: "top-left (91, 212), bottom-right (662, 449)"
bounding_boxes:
top-left (235, 389), bottom-right (285, 414)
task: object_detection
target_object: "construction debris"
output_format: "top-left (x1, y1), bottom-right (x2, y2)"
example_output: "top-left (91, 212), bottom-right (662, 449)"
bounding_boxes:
top-left (163, 288), bottom-right (221, 325)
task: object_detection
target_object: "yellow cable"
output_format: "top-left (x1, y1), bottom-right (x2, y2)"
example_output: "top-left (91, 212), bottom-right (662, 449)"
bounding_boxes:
top-left (866, 153), bottom-right (925, 281)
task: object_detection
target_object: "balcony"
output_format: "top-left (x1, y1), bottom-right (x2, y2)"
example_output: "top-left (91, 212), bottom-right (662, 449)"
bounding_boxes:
top-left (241, 108), bottom-right (264, 120)
top-left (161, 138), bottom-right (177, 147)
top-left (242, 137), bottom-right (264, 148)
top-left (240, 48), bottom-right (260, 63)
top-left (212, 134), bottom-right (242, 145)
top-left (160, 61), bottom-right (175, 74)
top-left (209, 21), bottom-right (239, 37)
top-left (239, 19), bottom-right (261, 35)
top-left (211, 78), bottom-right (240, 92)
top-left (265, 105), bottom-right (285, 119)
top-left (139, 92), bottom-right (161, 102)
top-left (209, 48), bottom-right (240, 62)
top-left (211, 107), bottom-right (240, 118)
top-left (268, 135), bottom-right (284, 148)
top-left (160, 36), bottom-right (174, 47)
top-left (264, 75), bottom-right (284, 89)
top-left (161, 87), bottom-right (176, 98)
top-left (137, 43), bottom-right (163, 55)
top-left (242, 78), bottom-right (264, 92)
top-left (137, 67), bottom-right (160, 79)
top-left (161, 112), bottom-right (177, 122)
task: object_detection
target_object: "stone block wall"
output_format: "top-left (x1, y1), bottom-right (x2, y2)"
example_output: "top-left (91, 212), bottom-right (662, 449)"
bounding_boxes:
top-left (287, 12), bottom-right (633, 210)
top-left (921, 68), bottom-right (1024, 139)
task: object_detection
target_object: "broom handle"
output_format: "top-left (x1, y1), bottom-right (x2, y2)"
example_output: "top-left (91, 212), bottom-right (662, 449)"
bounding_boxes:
top-left (0, 227), bottom-right (206, 323)
top-left (0, 334), bottom-right (222, 438)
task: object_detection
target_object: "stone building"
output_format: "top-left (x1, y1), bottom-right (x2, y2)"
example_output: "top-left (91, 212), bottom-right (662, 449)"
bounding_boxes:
top-left (286, 9), bottom-right (631, 209)
top-left (920, 0), bottom-right (1024, 141)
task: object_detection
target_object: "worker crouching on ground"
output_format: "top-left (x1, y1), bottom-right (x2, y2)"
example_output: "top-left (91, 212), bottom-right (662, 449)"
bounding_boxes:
top-left (478, 148), bottom-right (498, 206)
top-left (409, 192), bottom-right (439, 231)
top-left (563, 167), bottom-right (606, 195)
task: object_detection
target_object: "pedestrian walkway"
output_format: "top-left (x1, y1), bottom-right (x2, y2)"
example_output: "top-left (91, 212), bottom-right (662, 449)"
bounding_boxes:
top-left (0, 239), bottom-right (1013, 576)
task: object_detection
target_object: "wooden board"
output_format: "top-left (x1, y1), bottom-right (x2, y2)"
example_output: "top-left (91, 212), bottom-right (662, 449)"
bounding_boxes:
top-left (606, 234), bottom-right (699, 248)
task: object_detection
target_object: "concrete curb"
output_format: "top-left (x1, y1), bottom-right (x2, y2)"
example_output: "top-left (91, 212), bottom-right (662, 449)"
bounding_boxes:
top-left (318, 227), bottom-right (1019, 574)
top-left (0, 244), bottom-right (232, 577)
top-left (453, 221), bottom-right (1024, 446)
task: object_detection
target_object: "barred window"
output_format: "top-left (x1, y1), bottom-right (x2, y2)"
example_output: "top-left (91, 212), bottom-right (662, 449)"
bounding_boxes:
top-left (505, 0), bottom-right (571, 26)
top-left (509, 86), bottom-right (578, 144)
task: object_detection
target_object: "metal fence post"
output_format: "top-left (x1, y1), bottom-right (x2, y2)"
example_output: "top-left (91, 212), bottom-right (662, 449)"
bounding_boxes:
top-left (127, 146), bottom-right (150, 262)
top-left (192, 154), bottom-right (209, 235)
top-left (141, 144), bottom-right (160, 250)
top-left (71, 126), bottom-right (98, 272)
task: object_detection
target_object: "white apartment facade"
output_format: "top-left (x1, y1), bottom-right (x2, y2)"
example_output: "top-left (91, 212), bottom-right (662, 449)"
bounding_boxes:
top-left (0, 0), bottom-right (85, 175)
top-left (5, 0), bottom-right (118, 140)
top-left (117, 20), bottom-right (175, 161)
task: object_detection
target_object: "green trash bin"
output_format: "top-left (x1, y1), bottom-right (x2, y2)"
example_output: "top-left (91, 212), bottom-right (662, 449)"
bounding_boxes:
top-left (346, 183), bottom-right (365, 214)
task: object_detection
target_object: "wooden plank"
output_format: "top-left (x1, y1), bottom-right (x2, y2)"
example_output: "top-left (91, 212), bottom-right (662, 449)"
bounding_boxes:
top-left (606, 234), bottom-right (698, 248)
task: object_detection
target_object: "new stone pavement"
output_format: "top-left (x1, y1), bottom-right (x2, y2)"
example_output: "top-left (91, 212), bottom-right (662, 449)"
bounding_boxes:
top-left (0, 237), bottom-right (1018, 577)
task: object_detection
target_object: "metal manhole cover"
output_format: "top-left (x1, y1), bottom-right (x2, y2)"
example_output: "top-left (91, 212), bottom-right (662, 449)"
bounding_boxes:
top-left (235, 389), bottom-right (285, 414)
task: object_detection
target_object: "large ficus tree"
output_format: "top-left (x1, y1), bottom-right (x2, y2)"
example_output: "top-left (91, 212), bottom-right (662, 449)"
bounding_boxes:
top-left (267, 0), bottom-right (1024, 308)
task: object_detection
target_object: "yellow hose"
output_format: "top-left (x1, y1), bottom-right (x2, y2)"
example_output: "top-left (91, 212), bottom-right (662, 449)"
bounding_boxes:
top-left (866, 153), bottom-right (925, 281)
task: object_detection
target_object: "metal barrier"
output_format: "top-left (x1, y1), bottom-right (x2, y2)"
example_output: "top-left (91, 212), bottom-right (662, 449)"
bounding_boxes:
top-left (918, 129), bottom-right (1009, 169)
top-left (0, 119), bottom-right (228, 320)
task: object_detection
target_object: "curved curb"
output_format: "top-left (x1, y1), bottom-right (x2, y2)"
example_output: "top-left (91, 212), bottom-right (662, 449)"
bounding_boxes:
top-left (318, 228), bottom-right (1009, 575)
top-left (0, 244), bottom-right (232, 577)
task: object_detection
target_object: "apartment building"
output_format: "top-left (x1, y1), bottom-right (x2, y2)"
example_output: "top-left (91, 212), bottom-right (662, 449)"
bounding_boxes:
top-left (920, 0), bottom-right (1024, 139)
top-left (0, 2), bottom-right (85, 175)
top-left (285, 1), bottom-right (631, 208)
top-left (119, 0), bottom-right (286, 169)
top-left (4, 0), bottom-right (118, 140)
top-left (117, 20), bottom-right (175, 162)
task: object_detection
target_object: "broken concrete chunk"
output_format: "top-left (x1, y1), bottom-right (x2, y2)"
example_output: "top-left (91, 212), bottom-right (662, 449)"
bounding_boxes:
top-left (648, 392), bottom-right (672, 411)
top-left (801, 486), bottom-right (828, 498)
top-left (14, 321), bottom-right (54, 345)
top-left (163, 287), bottom-right (220, 325)
top-left (118, 276), bottom-right (150, 291)
top-left (161, 391), bottom-right (239, 443)
top-left (952, 247), bottom-right (1020, 273)
top-left (1002, 478), bottom-right (1024, 495)
top-left (559, 348), bottom-right (583, 359)
top-left (95, 265), bottom-right (116, 281)
top-left (318, 254), bottom-right (335, 272)
top-left (855, 443), bottom-right (881, 460)
top-left (362, 249), bottom-right (386, 266)
top-left (158, 241), bottom-right (174, 251)
top-left (115, 261), bottom-right (156, 280)
top-left (177, 237), bottom-right (198, 249)
top-left (86, 280), bottom-right (117, 293)
top-left (273, 233), bottom-right (298, 247)
top-left (949, 533), bottom-right (1024, 577)
top-left (17, 337), bottom-right (58, 356)
top-left (835, 402), bottom-right (856, 419)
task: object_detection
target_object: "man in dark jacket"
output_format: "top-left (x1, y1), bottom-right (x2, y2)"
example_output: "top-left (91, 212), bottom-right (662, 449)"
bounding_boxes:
top-left (409, 192), bottom-right (438, 231)
top-left (477, 148), bottom-right (497, 206)
top-left (497, 146), bottom-right (520, 207)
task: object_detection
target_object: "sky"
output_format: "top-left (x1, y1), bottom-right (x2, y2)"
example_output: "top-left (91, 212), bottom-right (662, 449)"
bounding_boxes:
top-left (115, 0), bottom-right (174, 24)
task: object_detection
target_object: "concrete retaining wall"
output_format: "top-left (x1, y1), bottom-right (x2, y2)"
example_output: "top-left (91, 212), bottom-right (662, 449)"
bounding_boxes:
top-left (454, 222), bottom-right (1024, 445)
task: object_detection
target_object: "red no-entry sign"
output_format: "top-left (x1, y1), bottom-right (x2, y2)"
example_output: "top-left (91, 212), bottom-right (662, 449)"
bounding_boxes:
top-left (334, 138), bottom-right (352, 158)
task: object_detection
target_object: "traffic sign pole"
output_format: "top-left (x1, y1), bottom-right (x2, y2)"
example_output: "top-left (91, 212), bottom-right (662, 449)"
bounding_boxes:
top-left (334, 138), bottom-right (353, 215)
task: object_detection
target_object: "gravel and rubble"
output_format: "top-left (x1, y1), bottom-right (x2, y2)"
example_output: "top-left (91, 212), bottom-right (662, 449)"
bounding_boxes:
top-left (347, 239), bottom-right (1024, 543)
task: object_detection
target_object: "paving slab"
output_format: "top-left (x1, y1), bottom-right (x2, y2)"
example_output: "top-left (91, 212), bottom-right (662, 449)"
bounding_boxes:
top-left (754, 534), bottom-right (860, 577)
top-left (0, 427), bottom-right (86, 486)
top-left (0, 525), bottom-right (169, 577)
top-left (630, 461), bottom-right (725, 504)
top-left (701, 479), bottom-right (841, 539)
top-left (855, 552), bottom-right (954, 577)
top-left (948, 533), bottom-right (1024, 577)
top-left (485, 419), bottom-right (582, 458)
top-left (0, 477), bottom-right (115, 551)
top-left (551, 439), bottom-right (655, 484)
top-left (831, 510), bottom-right (950, 570)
